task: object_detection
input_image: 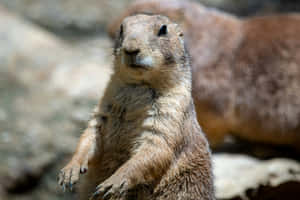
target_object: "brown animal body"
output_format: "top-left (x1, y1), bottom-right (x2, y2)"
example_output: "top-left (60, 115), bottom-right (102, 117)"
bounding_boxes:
top-left (58, 14), bottom-right (214, 200)
top-left (108, 0), bottom-right (300, 149)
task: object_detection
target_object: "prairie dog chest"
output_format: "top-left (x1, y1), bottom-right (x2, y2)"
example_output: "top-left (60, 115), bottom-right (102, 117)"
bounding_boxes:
top-left (100, 85), bottom-right (157, 143)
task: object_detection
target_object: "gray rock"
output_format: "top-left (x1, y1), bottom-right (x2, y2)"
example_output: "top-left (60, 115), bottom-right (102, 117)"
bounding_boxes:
top-left (214, 154), bottom-right (300, 200)
top-left (199, 0), bottom-right (300, 16)
top-left (0, 0), bottom-right (133, 31)
top-left (1, 0), bottom-right (300, 33)
top-left (0, 5), bottom-right (111, 200)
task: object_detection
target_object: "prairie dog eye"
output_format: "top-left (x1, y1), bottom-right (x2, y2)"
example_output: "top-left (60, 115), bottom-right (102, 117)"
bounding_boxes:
top-left (158, 24), bottom-right (167, 36)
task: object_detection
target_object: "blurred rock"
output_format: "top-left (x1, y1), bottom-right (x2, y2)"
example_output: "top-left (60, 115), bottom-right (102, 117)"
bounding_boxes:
top-left (0, 5), bottom-right (111, 200)
top-left (49, 55), bottom-right (111, 99)
top-left (213, 154), bottom-right (300, 200)
top-left (199, 0), bottom-right (300, 16)
top-left (199, 0), bottom-right (266, 16)
top-left (1, 0), bottom-right (300, 33)
top-left (0, 3), bottom-right (112, 98)
top-left (0, 0), bottom-right (134, 32)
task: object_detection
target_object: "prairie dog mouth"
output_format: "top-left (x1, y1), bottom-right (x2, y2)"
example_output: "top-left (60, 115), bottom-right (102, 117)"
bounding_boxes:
top-left (122, 54), bottom-right (154, 69)
top-left (137, 56), bottom-right (154, 68)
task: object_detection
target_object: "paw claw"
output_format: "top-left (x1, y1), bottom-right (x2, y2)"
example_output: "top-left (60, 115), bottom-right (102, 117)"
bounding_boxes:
top-left (62, 185), bottom-right (66, 192)
top-left (80, 167), bottom-right (87, 174)
top-left (103, 191), bottom-right (112, 200)
top-left (89, 191), bottom-right (99, 200)
top-left (58, 161), bottom-right (83, 192)
top-left (95, 184), bottom-right (102, 191)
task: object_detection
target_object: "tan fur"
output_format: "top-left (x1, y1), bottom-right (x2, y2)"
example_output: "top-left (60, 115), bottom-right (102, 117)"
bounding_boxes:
top-left (58, 14), bottom-right (214, 200)
top-left (108, 0), bottom-right (300, 149)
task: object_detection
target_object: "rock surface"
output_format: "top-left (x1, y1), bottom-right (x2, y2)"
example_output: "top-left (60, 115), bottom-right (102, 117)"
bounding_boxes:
top-left (214, 154), bottom-right (300, 200)
top-left (1, 0), bottom-right (300, 32)
top-left (0, 0), bottom-right (133, 31)
top-left (0, 5), bottom-right (111, 200)
top-left (198, 0), bottom-right (300, 16)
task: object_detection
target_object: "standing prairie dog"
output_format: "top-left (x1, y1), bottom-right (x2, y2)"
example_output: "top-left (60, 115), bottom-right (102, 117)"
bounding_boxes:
top-left (58, 14), bottom-right (214, 200)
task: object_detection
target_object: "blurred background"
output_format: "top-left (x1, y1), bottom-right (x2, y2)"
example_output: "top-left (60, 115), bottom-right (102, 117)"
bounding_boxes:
top-left (0, 0), bottom-right (300, 200)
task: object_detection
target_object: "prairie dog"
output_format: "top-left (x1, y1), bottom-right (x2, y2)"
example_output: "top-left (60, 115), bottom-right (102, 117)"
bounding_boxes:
top-left (58, 14), bottom-right (214, 200)
top-left (108, 0), bottom-right (300, 150)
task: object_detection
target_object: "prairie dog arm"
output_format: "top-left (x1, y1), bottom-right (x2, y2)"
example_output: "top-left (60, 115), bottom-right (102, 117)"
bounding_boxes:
top-left (91, 131), bottom-right (173, 199)
top-left (115, 132), bottom-right (172, 184)
top-left (69, 125), bottom-right (97, 169)
top-left (58, 109), bottom-right (103, 190)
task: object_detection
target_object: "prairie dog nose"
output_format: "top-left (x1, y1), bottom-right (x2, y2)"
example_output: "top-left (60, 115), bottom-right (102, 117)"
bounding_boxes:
top-left (123, 32), bottom-right (141, 57)
top-left (124, 48), bottom-right (140, 56)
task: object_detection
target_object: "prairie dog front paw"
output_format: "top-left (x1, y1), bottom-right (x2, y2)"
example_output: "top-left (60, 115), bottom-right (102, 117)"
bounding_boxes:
top-left (58, 159), bottom-right (88, 191)
top-left (90, 175), bottom-right (132, 200)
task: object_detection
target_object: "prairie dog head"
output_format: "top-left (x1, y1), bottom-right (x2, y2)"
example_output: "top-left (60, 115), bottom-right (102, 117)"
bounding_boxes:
top-left (113, 14), bottom-right (188, 86)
